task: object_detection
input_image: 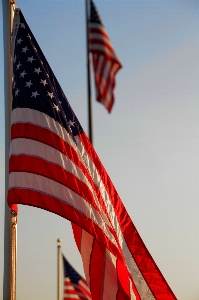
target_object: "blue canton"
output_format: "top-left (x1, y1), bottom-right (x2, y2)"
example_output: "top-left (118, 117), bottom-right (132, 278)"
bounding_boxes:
top-left (12, 11), bottom-right (83, 137)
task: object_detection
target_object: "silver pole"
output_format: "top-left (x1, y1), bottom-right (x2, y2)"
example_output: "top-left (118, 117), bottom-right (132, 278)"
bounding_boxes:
top-left (57, 239), bottom-right (62, 300)
top-left (86, 0), bottom-right (93, 144)
top-left (2, 0), bottom-right (16, 299)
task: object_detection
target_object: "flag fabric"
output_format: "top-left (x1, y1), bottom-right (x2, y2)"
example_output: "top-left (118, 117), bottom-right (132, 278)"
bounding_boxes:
top-left (89, 0), bottom-right (122, 112)
top-left (8, 10), bottom-right (177, 300)
top-left (63, 255), bottom-right (91, 300)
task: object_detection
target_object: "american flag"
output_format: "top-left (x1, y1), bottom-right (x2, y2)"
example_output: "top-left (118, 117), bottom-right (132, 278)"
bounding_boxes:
top-left (8, 10), bottom-right (177, 300)
top-left (89, 0), bottom-right (122, 112)
top-left (63, 255), bottom-right (91, 300)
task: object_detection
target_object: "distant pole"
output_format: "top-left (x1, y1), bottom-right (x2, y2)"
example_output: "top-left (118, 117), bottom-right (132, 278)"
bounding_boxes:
top-left (57, 239), bottom-right (62, 300)
top-left (2, 1), bottom-right (17, 300)
top-left (86, 0), bottom-right (93, 144)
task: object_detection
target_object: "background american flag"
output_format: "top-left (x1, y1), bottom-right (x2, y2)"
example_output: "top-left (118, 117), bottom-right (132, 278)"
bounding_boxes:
top-left (63, 255), bottom-right (91, 300)
top-left (89, 0), bottom-right (122, 112)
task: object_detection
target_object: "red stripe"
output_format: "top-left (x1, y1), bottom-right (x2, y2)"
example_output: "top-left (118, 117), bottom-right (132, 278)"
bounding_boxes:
top-left (11, 123), bottom-right (85, 172)
top-left (64, 289), bottom-right (77, 295)
top-left (89, 48), bottom-right (122, 66)
top-left (102, 63), bottom-right (119, 112)
top-left (65, 281), bottom-right (74, 287)
top-left (75, 285), bottom-right (90, 300)
top-left (116, 259), bottom-right (140, 300)
top-left (93, 56), bottom-right (107, 98)
top-left (90, 27), bottom-right (109, 40)
top-left (101, 61), bottom-right (113, 100)
top-left (11, 123), bottom-right (110, 222)
top-left (78, 282), bottom-right (91, 299)
top-left (9, 155), bottom-right (100, 213)
top-left (72, 223), bottom-right (82, 252)
top-left (89, 37), bottom-right (116, 55)
top-left (8, 203), bottom-right (18, 213)
top-left (78, 132), bottom-right (177, 300)
top-left (116, 264), bottom-right (130, 300)
top-left (89, 239), bottom-right (106, 300)
top-left (8, 188), bottom-right (123, 261)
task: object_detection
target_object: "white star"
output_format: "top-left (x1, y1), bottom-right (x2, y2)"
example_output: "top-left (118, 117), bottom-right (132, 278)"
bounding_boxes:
top-left (53, 103), bottom-right (60, 112)
top-left (67, 120), bottom-right (75, 127)
top-left (16, 62), bottom-right (22, 69)
top-left (34, 67), bottom-right (42, 74)
top-left (31, 91), bottom-right (40, 98)
top-left (20, 23), bottom-right (25, 29)
top-left (47, 91), bottom-right (54, 99)
top-left (25, 80), bottom-right (33, 88)
top-left (16, 38), bottom-right (23, 44)
top-left (22, 46), bottom-right (29, 53)
top-left (13, 55), bottom-right (17, 63)
top-left (15, 88), bottom-right (20, 96)
top-left (20, 70), bottom-right (27, 78)
top-left (13, 81), bottom-right (16, 89)
top-left (40, 79), bottom-right (48, 86)
top-left (27, 56), bottom-right (35, 63)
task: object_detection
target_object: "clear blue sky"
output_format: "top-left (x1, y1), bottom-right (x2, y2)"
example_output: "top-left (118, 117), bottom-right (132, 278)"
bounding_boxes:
top-left (1, 0), bottom-right (199, 299)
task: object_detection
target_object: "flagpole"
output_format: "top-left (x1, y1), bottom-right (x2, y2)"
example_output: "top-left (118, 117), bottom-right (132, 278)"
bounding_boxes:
top-left (86, 0), bottom-right (93, 144)
top-left (57, 238), bottom-right (62, 300)
top-left (2, 1), bottom-right (17, 300)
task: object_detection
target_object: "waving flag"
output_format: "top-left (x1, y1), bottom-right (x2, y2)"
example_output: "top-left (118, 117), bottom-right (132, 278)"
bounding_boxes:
top-left (89, 0), bottom-right (122, 112)
top-left (8, 10), bottom-right (176, 300)
top-left (63, 255), bottom-right (91, 300)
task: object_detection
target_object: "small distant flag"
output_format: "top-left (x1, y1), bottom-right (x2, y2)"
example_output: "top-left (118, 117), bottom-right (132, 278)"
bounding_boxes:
top-left (63, 255), bottom-right (91, 300)
top-left (89, 0), bottom-right (122, 112)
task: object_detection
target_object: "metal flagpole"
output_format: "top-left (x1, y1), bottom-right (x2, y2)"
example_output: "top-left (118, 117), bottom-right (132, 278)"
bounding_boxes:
top-left (86, 0), bottom-right (93, 144)
top-left (57, 239), bottom-right (62, 300)
top-left (2, 1), bottom-right (17, 300)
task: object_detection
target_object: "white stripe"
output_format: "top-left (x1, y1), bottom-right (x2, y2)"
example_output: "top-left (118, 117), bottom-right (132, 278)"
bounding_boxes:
top-left (75, 136), bottom-right (155, 299)
top-left (65, 286), bottom-right (74, 290)
top-left (90, 22), bottom-right (107, 33)
top-left (89, 32), bottom-right (114, 51)
top-left (9, 172), bottom-right (117, 247)
top-left (89, 44), bottom-right (119, 61)
top-left (100, 59), bottom-right (111, 92)
top-left (11, 108), bottom-right (111, 227)
top-left (95, 55), bottom-right (104, 81)
top-left (63, 293), bottom-right (79, 299)
top-left (80, 229), bottom-right (94, 287)
top-left (11, 107), bottom-right (74, 149)
top-left (89, 23), bottom-right (120, 61)
top-left (72, 283), bottom-right (91, 300)
top-left (65, 287), bottom-right (75, 291)
top-left (103, 63), bottom-right (118, 107)
top-left (65, 278), bottom-right (72, 282)
top-left (79, 280), bottom-right (91, 294)
top-left (129, 278), bottom-right (137, 300)
top-left (103, 249), bottom-right (118, 300)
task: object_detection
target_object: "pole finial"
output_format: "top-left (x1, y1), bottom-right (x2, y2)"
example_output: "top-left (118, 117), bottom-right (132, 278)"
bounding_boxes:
top-left (57, 238), bottom-right (62, 245)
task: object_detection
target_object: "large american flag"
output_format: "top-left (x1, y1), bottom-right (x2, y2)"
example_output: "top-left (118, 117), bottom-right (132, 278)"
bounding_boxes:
top-left (63, 255), bottom-right (91, 300)
top-left (8, 10), bottom-right (177, 300)
top-left (89, 0), bottom-right (122, 112)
